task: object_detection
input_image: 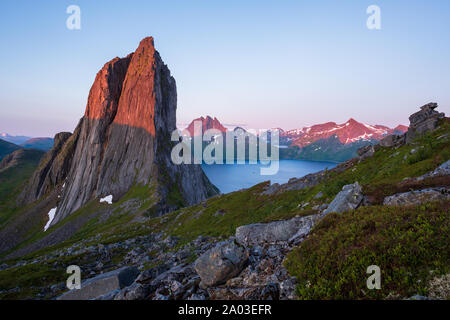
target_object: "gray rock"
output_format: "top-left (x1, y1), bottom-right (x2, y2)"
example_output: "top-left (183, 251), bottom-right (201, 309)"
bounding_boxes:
top-left (262, 183), bottom-right (281, 196)
top-left (313, 191), bottom-right (324, 199)
top-left (416, 160), bottom-right (450, 180)
top-left (379, 134), bottom-right (405, 148)
top-left (357, 144), bottom-right (377, 159)
top-left (194, 240), bottom-right (248, 288)
top-left (57, 266), bottom-right (139, 300)
top-left (114, 282), bottom-right (150, 300)
top-left (323, 182), bottom-right (363, 214)
top-left (235, 214), bottom-right (321, 247)
top-left (406, 103), bottom-right (445, 143)
top-left (383, 187), bottom-right (449, 206)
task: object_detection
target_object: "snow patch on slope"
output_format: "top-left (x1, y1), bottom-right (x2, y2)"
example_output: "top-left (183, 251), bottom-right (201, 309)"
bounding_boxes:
top-left (44, 207), bottom-right (57, 231)
top-left (100, 195), bottom-right (113, 205)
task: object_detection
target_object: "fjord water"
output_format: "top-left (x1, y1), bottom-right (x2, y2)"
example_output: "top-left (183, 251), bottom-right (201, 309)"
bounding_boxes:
top-left (202, 160), bottom-right (337, 194)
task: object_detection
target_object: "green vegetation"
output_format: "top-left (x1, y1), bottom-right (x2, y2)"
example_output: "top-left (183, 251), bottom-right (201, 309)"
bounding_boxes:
top-left (0, 139), bottom-right (22, 161)
top-left (0, 149), bottom-right (44, 228)
top-left (0, 263), bottom-right (66, 299)
top-left (284, 201), bottom-right (449, 299)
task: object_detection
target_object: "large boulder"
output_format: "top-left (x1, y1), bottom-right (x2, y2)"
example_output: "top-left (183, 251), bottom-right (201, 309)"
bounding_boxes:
top-left (194, 240), bottom-right (248, 288)
top-left (235, 214), bottom-right (321, 247)
top-left (406, 103), bottom-right (445, 143)
top-left (379, 134), bottom-right (405, 148)
top-left (383, 187), bottom-right (449, 206)
top-left (357, 145), bottom-right (376, 160)
top-left (323, 182), bottom-right (363, 214)
top-left (57, 266), bottom-right (139, 300)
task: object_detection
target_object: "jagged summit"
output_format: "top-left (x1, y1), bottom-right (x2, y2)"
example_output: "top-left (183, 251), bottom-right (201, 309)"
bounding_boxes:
top-left (19, 37), bottom-right (218, 225)
top-left (186, 115), bottom-right (227, 136)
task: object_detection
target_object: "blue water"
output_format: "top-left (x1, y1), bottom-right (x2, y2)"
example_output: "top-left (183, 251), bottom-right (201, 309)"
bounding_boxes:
top-left (202, 160), bottom-right (336, 194)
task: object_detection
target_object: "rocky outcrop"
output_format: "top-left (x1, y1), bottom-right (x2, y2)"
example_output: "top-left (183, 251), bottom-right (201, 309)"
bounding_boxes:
top-left (357, 144), bottom-right (376, 160)
top-left (383, 187), bottom-right (449, 206)
top-left (406, 103), bottom-right (445, 143)
top-left (323, 182), bottom-right (363, 214)
top-left (0, 148), bottom-right (44, 172)
top-left (20, 37), bottom-right (218, 226)
top-left (416, 160), bottom-right (450, 181)
top-left (379, 134), bottom-right (406, 148)
top-left (194, 240), bottom-right (249, 288)
top-left (57, 266), bottom-right (139, 300)
top-left (235, 214), bottom-right (321, 247)
top-left (18, 131), bottom-right (76, 204)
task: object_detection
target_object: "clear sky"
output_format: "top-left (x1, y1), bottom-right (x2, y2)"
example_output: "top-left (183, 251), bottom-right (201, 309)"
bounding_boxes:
top-left (0, 0), bottom-right (449, 137)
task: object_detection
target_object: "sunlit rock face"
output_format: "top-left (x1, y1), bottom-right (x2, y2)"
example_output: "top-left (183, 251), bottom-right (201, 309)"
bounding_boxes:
top-left (20, 37), bottom-right (218, 226)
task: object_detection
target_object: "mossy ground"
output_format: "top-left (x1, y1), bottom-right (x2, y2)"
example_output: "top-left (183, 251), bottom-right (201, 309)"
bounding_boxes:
top-left (284, 201), bottom-right (449, 299)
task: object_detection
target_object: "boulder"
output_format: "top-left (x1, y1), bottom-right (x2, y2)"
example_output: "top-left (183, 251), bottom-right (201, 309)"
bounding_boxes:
top-left (357, 144), bottom-right (376, 160)
top-left (383, 187), bottom-right (449, 206)
top-left (379, 134), bottom-right (405, 148)
top-left (416, 160), bottom-right (450, 181)
top-left (323, 182), bottom-right (363, 214)
top-left (57, 266), bottom-right (139, 300)
top-left (194, 240), bottom-right (248, 288)
top-left (406, 103), bottom-right (445, 143)
top-left (235, 214), bottom-right (321, 247)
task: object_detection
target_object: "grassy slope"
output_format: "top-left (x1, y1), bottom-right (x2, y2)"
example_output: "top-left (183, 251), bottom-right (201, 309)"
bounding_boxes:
top-left (284, 202), bottom-right (449, 299)
top-left (0, 139), bottom-right (21, 161)
top-left (0, 149), bottom-right (44, 227)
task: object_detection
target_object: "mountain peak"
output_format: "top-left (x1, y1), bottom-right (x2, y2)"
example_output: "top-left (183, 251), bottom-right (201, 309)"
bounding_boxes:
top-left (186, 116), bottom-right (227, 136)
top-left (346, 118), bottom-right (359, 124)
top-left (20, 37), bottom-right (218, 225)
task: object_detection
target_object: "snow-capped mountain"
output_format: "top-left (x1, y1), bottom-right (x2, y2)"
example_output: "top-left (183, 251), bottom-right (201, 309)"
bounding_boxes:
top-left (281, 118), bottom-right (408, 147)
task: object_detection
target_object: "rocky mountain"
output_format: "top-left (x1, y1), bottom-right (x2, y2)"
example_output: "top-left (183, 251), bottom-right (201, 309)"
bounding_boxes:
top-left (183, 116), bottom-right (408, 162)
top-left (18, 37), bottom-right (218, 227)
top-left (20, 137), bottom-right (54, 151)
top-left (0, 139), bottom-right (21, 161)
top-left (281, 118), bottom-right (408, 147)
top-left (280, 134), bottom-right (377, 162)
top-left (0, 133), bottom-right (31, 145)
top-left (185, 116), bottom-right (227, 136)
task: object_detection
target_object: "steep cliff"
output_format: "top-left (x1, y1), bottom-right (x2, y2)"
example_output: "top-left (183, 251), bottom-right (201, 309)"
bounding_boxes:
top-left (20, 37), bottom-right (218, 226)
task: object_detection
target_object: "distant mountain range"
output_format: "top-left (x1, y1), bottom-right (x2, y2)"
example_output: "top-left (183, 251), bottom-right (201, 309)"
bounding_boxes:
top-left (184, 116), bottom-right (408, 162)
top-left (280, 119), bottom-right (408, 147)
top-left (20, 137), bottom-right (54, 151)
top-left (0, 133), bottom-right (54, 154)
top-left (0, 133), bottom-right (31, 145)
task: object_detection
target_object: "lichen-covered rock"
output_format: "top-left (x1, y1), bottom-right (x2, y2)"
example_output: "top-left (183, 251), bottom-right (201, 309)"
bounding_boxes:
top-left (235, 214), bottom-right (321, 247)
top-left (323, 182), bottom-right (363, 214)
top-left (416, 160), bottom-right (450, 181)
top-left (194, 240), bottom-right (248, 288)
top-left (406, 102), bottom-right (445, 143)
top-left (379, 134), bottom-right (405, 148)
top-left (18, 131), bottom-right (75, 204)
top-left (57, 266), bottom-right (139, 300)
top-left (383, 187), bottom-right (449, 206)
